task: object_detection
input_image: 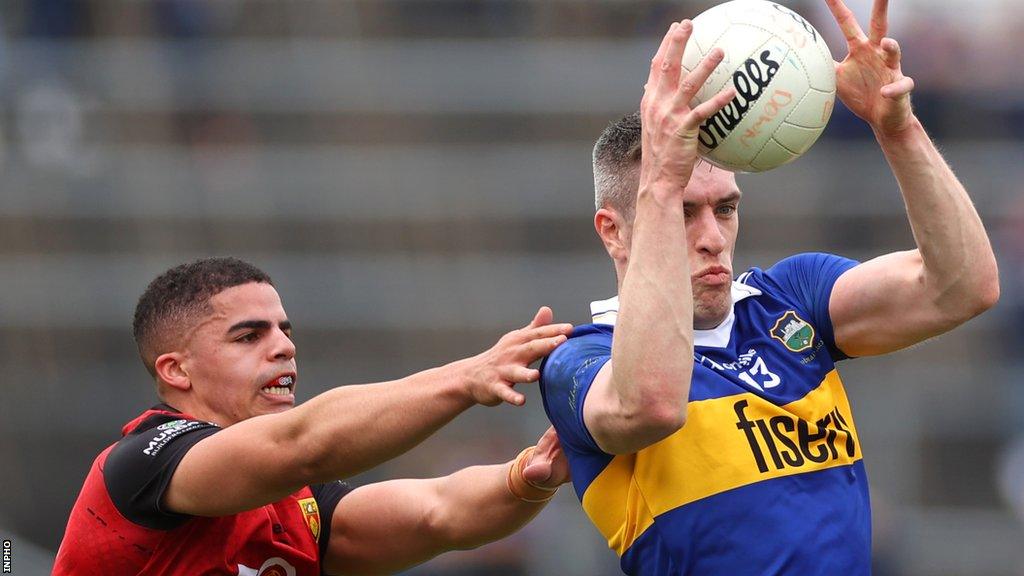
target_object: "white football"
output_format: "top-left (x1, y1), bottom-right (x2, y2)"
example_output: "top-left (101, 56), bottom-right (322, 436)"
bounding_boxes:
top-left (682, 0), bottom-right (836, 172)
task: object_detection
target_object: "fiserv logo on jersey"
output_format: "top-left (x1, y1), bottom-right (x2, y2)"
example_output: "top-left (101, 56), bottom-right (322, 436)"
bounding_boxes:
top-left (734, 399), bottom-right (855, 474)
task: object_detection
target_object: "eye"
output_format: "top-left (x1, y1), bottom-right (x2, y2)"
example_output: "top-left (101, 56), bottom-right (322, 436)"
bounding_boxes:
top-left (236, 332), bottom-right (260, 343)
top-left (716, 204), bottom-right (737, 216)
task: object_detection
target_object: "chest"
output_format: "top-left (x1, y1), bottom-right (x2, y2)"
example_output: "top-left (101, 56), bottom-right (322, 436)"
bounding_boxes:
top-left (691, 304), bottom-right (833, 404)
top-left (149, 493), bottom-right (323, 576)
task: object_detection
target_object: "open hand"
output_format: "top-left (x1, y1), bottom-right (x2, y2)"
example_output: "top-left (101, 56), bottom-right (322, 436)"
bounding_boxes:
top-left (826, 0), bottom-right (915, 137)
top-left (639, 20), bottom-right (736, 194)
top-left (460, 307), bottom-right (572, 407)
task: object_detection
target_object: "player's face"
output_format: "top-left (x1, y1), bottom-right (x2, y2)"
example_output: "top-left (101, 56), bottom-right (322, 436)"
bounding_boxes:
top-left (682, 166), bottom-right (741, 329)
top-left (180, 282), bottom-right (297, 426)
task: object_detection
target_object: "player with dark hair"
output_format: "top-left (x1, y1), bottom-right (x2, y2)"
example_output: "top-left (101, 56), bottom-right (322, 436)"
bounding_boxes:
top-left (55, 256), bottom-right (573, 575)
top-left (539, 1), bottom-right (999, 574)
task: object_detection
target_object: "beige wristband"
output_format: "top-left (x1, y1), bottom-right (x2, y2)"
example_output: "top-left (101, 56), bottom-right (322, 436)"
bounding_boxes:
top-left (507, 446), bottom-right (559, 503)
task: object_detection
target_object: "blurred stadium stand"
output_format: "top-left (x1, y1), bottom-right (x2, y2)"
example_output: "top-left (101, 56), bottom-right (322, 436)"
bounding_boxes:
top-left (0, 1), bottom-right (1022, 574)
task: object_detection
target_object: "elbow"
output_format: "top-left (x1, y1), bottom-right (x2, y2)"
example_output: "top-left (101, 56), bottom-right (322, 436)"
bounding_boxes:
top-left (974, 276), bottom-right (1000, 315)
top-left (427, 519), bottom-right (473, 553)
top-left (276, 416), bottom-right (332, 484)
top-left (643, 371), bottom-right (690, 429)
top-left (970, 253), bottom-right (1001, 314)
top-left (956, 259), bottom-right (1001, 321)
top-left (630, 371), bottom-right (691, 436)
top-left (600, 401), bottom-right (686, 455)
top-left (641, 397), bottom-right (688, 437)
top-left (978, 259), bottom-right (1001, 312)
top-left (594, 370), bottom-right (691, 454)
top-left (614, 386), bottom-right (689, 451)
top-left (932, 257), bottom-right (1000, 326)
top-left (631, 409), bottom-right (686, 449)
top-left (287, 440), bottom-right (327, 486)
top-left (423, 502), bottom-right (483, 553)
top-left (421, 483), bottom-right (473, 552)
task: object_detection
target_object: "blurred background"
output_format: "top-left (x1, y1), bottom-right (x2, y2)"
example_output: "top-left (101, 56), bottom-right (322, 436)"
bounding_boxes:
top-left (0, 0), bottom-right (1022, 574)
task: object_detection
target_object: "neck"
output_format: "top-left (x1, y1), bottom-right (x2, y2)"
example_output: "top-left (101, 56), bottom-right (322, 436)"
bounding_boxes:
top-left (159, 393), bottom-right (231, 427)
top-left (613, 260), bottom-right (628, 293)
top-left (694, 313), bottom-right (729, 330)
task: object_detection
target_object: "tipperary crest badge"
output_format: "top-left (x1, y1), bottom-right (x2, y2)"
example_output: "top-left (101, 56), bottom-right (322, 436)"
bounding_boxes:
top-left (297, 497), bottom-right (320, 542)
top-left (771, 311), bottom-right (815, 353)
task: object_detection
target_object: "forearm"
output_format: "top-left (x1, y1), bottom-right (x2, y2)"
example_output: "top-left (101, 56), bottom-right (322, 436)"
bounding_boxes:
top-left (614, 187), bottom-right (694, 415)
top-left (876, 118), bottom-right (999, 311)
top-left (283, 362), bottom-right (475, 482)
top-left (323, 458), bottom-right (556, 576)
top-left (428, 462), bottom-right (549, 550)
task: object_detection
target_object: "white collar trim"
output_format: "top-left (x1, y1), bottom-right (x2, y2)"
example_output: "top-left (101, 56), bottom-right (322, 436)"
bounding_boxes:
top-left (590, 280), bottom-right (762, 349)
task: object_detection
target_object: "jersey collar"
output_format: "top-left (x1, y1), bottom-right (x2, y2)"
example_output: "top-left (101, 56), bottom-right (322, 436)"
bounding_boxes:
top-left (590, 280), bottom-right (762, 349)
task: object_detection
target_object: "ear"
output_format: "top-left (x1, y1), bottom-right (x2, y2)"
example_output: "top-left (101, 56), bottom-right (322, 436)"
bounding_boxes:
top-left (595, 208), bottom-right (631, 263)
top-left (154, 352), bottom-right (191, 392)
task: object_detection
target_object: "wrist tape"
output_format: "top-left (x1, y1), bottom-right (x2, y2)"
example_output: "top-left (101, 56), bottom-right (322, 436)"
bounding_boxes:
top-left (506, 446), bottom-right (559, 503)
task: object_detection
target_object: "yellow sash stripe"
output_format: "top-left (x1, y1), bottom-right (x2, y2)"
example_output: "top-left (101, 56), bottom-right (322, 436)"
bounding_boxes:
top-left (581, 370), bottom-right (861, 556)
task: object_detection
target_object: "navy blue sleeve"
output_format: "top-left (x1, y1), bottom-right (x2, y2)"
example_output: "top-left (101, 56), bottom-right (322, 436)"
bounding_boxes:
top-left (539, 326), bottom-right (614, 455)
top-left (764, 253), bottom-right (859, 359)
top-left (103, 417), bottom-right (220, 529)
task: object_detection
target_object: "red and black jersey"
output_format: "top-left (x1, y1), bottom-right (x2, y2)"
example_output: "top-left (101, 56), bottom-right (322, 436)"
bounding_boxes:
top-left (55, 405), bottom-right (350, 576)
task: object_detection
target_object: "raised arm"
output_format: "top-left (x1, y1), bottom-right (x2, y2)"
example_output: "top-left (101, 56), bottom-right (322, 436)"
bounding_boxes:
top-left (822, 0), bottom-right (999, 357)
top-left (165, 307), bottom-right (572, 517)
top-left (582, 21), bottom-right (736, 455)
top-left (321, 427), bottom-right (570, 576)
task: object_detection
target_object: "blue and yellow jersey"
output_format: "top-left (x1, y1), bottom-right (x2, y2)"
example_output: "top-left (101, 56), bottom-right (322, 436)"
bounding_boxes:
top-left (540, 253), bottom-right (869, 575)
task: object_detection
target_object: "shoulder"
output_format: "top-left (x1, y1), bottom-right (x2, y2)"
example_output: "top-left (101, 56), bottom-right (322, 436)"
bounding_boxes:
top-left (541, 324), bottom-right (613, 381)
top-left (109, 413), bottom-right (219, 464)
top-left (310, 480), bottom-right (353, 509)
top-left (741, 253), bottom-right (859, 360)
top-left (760, 253), bottom-right (857, 285)
top-left (739, 253), bottom-right (858, 298)
top-left (104, 411), bottom-right (220, 529)
top-left (538, 324), bottom-right (611, 456)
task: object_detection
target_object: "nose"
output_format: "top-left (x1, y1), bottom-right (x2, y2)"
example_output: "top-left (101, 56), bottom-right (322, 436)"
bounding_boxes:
top-left (691, 209), bottom-right (727, 255)
top-left (269, 328), bottom-right (296, 362)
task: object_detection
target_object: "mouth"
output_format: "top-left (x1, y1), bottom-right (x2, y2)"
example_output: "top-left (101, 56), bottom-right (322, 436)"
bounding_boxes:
top-left (261, 373), bottom-right (296, 399)
top-left (695, 266), bottom-right (732, 285)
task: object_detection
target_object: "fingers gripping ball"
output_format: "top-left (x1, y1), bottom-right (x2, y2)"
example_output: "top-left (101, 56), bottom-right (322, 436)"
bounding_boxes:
top-left (682, 0), bottom-right (836, 172)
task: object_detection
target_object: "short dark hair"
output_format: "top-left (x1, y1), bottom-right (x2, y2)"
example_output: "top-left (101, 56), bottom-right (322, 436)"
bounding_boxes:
top-left (593, 111), bottom-right (642, 217)
top-left (132, 257), bottom-right (273, 377)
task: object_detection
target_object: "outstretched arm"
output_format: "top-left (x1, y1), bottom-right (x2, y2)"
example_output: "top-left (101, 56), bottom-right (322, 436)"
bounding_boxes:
top-left (823, 0), bottom-right (999, 357)
top-left (165, 308), bottom-right (573, 517)
top-left (321, 428), bottom-right (570, 576)
top-left (583, 21), bottom-right (736, 454)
